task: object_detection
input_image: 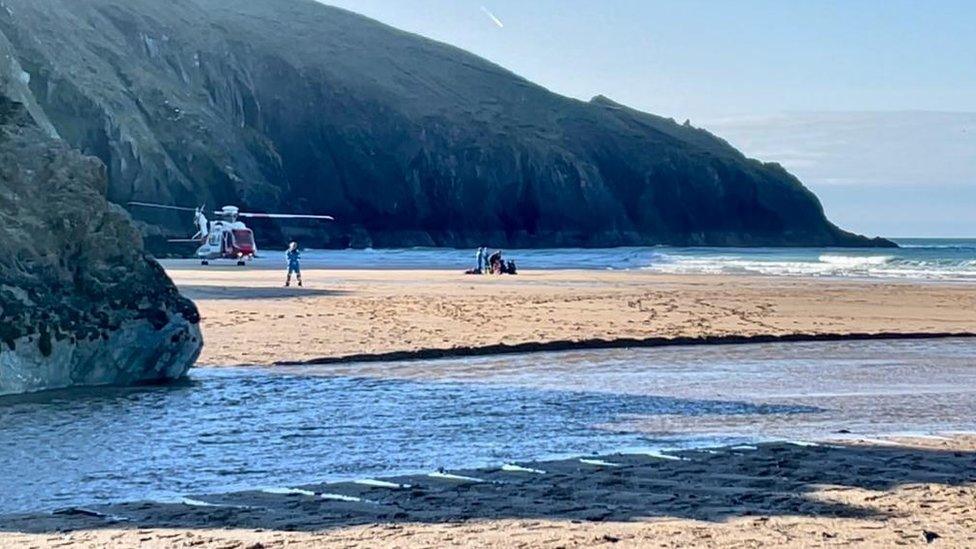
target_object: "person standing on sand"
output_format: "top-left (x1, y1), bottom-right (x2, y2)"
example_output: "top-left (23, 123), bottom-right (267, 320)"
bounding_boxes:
top-left (285, 241), bottom-right (303, 287)
top-left (476, 246), bottom-right (486, 273)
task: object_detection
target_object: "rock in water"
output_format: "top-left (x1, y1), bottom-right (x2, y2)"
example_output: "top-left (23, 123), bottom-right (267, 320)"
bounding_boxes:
top-left (0, 0), bottom-right (892, 249)
top-left (0, 89), bottom-right (202, 395)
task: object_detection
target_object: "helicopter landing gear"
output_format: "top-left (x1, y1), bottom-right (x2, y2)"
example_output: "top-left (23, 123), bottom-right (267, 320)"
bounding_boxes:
top-left (201, 260), bottom-right (210, 266)
top-left (236, 260), bottom-right (246, 266)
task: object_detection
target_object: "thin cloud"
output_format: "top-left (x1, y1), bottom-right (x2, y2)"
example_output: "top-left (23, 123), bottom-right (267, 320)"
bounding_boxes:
top-left (480, 5), bottom-right (504, 28)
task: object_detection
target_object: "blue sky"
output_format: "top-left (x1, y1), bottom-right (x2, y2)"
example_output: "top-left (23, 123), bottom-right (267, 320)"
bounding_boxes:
top-left (321, 0), bottom-right (975, 237)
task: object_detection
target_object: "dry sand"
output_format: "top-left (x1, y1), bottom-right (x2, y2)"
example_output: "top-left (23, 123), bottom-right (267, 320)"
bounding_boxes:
top-left (2, 435), bottom-right (974, 548)
top-left (167, 266), bottom-right (976, 366)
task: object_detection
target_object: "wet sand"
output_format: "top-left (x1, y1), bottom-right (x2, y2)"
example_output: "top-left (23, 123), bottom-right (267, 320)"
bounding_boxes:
top-left (2, 435), bottom-right (974, 548)
top-left (167, 267), bottom-right (976, 366)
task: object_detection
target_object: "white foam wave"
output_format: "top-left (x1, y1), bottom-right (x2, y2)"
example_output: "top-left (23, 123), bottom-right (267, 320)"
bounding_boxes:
top-left (353, 479), bottom-right (410, 489)
top-left (578, 458), bottom-right (622, 467)
top-left (501, 463), bottom-right (547, 474)
top-left (818, 254), bottom-right (893, 267)
top-left (260, 487), bottom-right (316, 497)
top-left (646, 251), bottom-right (976, 281)
top-left (319, 492), bottom-right (375, 503)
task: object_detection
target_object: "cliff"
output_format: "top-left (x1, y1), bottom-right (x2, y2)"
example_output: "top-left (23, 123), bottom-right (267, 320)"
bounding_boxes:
top-left (0, 0), bottom-right (892, 248)
top-left (0, 63), bottom-right (201, 394)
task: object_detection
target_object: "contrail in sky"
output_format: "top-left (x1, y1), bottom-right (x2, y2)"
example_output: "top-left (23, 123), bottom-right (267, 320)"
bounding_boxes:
top-left (480, 6), bottom-right (504, 28)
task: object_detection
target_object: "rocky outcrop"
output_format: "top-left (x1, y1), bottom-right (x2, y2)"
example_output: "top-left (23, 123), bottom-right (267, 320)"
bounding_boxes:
top-left (0, 0), bottom-right (892, 248)
top-left (0, 85), bottom-right (201, 394)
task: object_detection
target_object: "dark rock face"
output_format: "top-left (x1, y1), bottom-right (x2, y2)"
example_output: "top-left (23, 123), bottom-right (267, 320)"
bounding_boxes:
top-left (0, 0), bottom-right (892, 248)
top-left (0, 78), bottom-right (201, 393)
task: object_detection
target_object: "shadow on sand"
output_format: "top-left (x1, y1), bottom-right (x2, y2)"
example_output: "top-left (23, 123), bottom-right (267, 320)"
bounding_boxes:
top-left (177, 285), bottom-right (349, 300)
top-left (2, 440), bottom-right (973, 534)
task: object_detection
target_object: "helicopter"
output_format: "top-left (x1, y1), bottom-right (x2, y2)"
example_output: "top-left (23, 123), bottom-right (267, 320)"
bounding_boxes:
top-left (129, 201), bottom-right (334, 265)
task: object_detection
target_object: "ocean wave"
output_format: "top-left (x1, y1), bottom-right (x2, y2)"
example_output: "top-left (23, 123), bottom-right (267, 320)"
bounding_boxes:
top-left (645, 251), bottom-right (976, 281)
top-left (818, 254), bottom-right (894, 267)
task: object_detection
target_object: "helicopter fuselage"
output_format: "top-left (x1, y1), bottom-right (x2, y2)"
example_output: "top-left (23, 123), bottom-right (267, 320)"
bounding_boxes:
top-left (196, 220), bottom-right (257, 264)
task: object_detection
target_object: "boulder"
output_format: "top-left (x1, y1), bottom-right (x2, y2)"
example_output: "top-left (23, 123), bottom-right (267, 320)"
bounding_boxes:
top-left (0, 88), bottom-right (201, 395)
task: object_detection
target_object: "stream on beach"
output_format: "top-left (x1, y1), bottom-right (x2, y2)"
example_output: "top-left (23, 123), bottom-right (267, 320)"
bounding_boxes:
top-left (1, 337), bottom-right (974, 515)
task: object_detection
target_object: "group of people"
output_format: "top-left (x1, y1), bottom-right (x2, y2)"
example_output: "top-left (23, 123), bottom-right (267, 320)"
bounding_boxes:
top-left (472, 246), bottom-right (517, 275)
top-left (284, 242), bottom-right (519, 285)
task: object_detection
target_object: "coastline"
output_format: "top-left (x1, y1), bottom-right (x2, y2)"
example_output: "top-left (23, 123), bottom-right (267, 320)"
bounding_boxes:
top-left (3, 435), bottom-right (974, 547)
top-left (169, 267), bottom-right (976, 367)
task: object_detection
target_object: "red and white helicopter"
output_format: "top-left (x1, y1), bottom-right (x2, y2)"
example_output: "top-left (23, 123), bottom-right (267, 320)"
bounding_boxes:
top-left (129, 202), bottom-right (333, 265)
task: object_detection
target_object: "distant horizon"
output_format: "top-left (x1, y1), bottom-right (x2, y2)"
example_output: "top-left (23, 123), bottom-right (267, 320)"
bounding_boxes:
top-left (320, 0), bottom-right (975, 239)
top-left (888, 236), bottom-right (976, 241)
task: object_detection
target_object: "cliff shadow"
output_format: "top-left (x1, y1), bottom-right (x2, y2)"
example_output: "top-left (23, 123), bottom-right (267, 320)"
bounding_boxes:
top-left (1, 439), bottom-right (973, 536)
top-left (177, 285), bottom-right (349, 300)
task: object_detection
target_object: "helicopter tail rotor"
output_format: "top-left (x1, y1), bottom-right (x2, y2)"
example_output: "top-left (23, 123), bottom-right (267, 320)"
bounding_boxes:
top-left (193, 204), bottom-right (209, 239)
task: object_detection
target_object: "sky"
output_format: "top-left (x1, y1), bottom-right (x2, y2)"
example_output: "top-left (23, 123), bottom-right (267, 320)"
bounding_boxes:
top-left (320, 0), bottom-right (975, 237)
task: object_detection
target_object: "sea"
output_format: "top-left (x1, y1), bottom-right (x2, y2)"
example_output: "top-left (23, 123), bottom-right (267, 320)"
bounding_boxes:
top-left (226, 238), bottom-right (976, 281)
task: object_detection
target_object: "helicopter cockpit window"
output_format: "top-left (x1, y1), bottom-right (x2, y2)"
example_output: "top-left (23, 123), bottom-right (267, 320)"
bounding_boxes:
top-left (208, 232), bottom-right (220, 246)
top-left (232, 230), bottom-right (255, 247)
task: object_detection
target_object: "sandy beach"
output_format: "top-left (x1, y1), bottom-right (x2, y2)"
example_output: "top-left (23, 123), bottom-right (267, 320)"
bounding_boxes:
top-left (167, 265), bottom-right (976, 366)
top-left (3, 266), bottom-right (974, 548)
top-left (2, 435), bottom-right (974, 548)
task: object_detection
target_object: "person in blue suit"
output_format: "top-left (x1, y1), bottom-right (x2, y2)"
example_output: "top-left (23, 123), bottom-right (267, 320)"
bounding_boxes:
top-left (285, 241), bottom-right (303, 287)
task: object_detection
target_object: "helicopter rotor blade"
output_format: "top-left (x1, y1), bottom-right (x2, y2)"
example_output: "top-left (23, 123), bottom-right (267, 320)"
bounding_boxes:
top-left (128, 201), bottom-right (200, 212)
top-left (237, 213), bottom-right (335, 221)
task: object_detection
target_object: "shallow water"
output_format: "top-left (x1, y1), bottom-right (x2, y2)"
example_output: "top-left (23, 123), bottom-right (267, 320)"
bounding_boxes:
top-left (170, 238), bottom-right (976, 281)
top-left (1, 338), bottom-right (974, 515)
